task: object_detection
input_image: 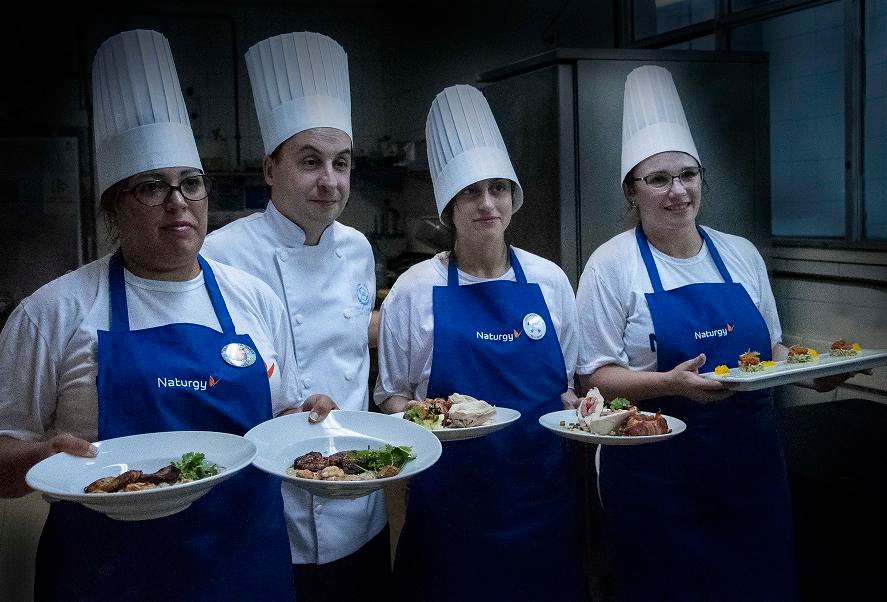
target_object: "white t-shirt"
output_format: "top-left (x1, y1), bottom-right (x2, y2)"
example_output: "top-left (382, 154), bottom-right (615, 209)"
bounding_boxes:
top-left (374, 248), bottom-right (579, 405)
top-left (575, 226), bottom-right (782, 375)
top-left (0, 255), bottom-right (299, 443)
top-left (202, 202), bottom-right (385, 565)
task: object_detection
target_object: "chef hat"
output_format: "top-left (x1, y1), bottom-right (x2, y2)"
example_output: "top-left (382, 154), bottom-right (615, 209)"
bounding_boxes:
top-left (425, 84), bottom-right (523, 220)
top-left (92, 30), bottom-right (202, 198)
top-left (621, 65), bottom-right (700, 183)
top-left (246, 31), bottom-right (352, 155)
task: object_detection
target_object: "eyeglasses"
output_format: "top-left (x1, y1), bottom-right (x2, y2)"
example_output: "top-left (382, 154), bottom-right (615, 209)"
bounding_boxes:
top-left (631, 167), bottom-right (704, 191)
top-left (120, 174), bottom-right (213, 207)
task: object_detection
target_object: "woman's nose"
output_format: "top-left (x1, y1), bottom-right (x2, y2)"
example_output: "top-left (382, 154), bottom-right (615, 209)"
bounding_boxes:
top-left (164, 187), bottom-right (188, 210)
top-left (668, 177), bottom-right (687, 195)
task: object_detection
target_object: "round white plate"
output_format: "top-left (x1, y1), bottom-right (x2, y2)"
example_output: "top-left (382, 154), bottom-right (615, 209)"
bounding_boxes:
top-left (25, 431), bottom-right (256, 521)
top-left (244, 410), bottom-right (442, 499)
top-left (392, 407), bottom-right (521, 441)
top-left (538, 410), bottom-right (686, 445)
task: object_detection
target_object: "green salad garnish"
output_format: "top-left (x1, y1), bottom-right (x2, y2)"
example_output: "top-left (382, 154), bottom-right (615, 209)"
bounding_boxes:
top-left (609, 397), bottom-right (631, 411)
top-left (345, 445), bottom-right (415, 472)
top-left (173, 452), bottom-right (220, 480)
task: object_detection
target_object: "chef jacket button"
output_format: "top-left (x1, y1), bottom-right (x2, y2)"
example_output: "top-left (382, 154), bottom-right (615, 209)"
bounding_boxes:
top-left (343, 309), bottom-right (353, 319)
top-left (280, 251), bottom-right (289, 261)
top-left (345, 371), bottom-right (354, 381)
top-left (335, 249), bottom-right (343, 258)
top-left (315, 504), bottom-right (323, 513)
top-left (295, 314), bottom-right (304, 325)
top-left (302, 377), bottom-right (312, 388)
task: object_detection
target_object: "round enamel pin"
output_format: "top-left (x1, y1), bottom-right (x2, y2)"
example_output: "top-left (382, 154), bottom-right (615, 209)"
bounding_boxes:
top-left (221, 343), bottom-right (257, 367)
top-left (522, 313), bottom-right (546, 340)
top-left (356, 283), bottom-right (371, 306)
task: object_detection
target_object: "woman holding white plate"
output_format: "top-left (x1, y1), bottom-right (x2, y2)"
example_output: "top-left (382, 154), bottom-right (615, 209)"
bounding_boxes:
top-left (374, 84), bottom-right (584, 600)
top-left (576, 65), bottom-right (854, 601)
top-left (0, 30), bottom-right (331, 601)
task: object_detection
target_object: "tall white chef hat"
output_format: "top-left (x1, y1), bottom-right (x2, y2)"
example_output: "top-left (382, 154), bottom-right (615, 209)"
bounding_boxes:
top-left (246, 31), bottom-right (352, 155)
top-left (92, 29), bottom-right (202, 198)
top-left (426, 84), bottom-right (524, 220)
top-left (621, 65), bottom-right (700, 183)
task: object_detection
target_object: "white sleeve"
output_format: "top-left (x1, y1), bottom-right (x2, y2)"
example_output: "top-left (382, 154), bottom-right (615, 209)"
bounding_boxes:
top-left (552, 269), bottom-right (579, 388)
top-left (0, 304), bottom-right (57, 441)
top-left (373, 288), bottom-right (418, 404)
top-left (575, 258), bottom-right (632, 375)
top-left (271, 304), bottom-right (301, 415)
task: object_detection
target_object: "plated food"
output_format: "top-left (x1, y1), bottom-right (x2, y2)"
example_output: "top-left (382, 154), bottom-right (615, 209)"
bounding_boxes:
top-left (787, 344), bottom-right (818, 363)
top-left (244, 410), bottom-right (442, 499)
top-left (287, 445), bottom-right (414, 481)
top-left (84, 452), bottom-right (220, 493)
top-left (830, 339), bottom-right (861, 357)
top-left (567, 388), bottom-right (670, 437)
top-left (701, 345), bottom-right (887, 391)
top-left (25, 431), bottom-right (256, 521)
top-left (404, 393), bottom-right (497, 430)
top-left (539, 389), bottom-right (682, 445)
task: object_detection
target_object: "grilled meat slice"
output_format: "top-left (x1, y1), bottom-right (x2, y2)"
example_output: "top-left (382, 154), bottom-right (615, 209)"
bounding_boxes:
top-left (293, 451), bottom-right (329, 472)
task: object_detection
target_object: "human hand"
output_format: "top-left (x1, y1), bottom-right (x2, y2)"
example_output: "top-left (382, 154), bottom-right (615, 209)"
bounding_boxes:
top-left (665, 354), bottom-right (734, 403)
top-left (41, 433), bottom-right (98, 459)
top-left (810, 369), bottom-right (873, 393)
top-left (299, 394), bottom-right (338, 423)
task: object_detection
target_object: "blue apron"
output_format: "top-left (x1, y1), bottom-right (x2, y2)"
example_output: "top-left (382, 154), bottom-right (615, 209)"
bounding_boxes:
top-left (35, 252), bottom-right (295, 602)
top-left (393, 249), bottom-right (585, 601)
top-left (598, 227), bottom-right (796, 601)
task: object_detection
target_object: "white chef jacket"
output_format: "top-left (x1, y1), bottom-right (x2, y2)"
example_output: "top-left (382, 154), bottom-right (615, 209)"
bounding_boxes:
top-left (575, 225), bottom-right (782, 375)
top-left (373, 249), bottom-right (579, 404)
top-left (202, 200), bottom-right (385, 564)
top-left (0, 255), bottom-right (299, 443)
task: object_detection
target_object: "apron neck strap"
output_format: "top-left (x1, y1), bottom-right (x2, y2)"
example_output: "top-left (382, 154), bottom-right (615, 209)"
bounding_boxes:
top-left (635, 225), bottom-right (734, 292)
top-left (447, 246), bottom-right (526, 286)
top-left (108, 250), bottom-right (130, 331)
top-left (107, 252), bottom-right (236, 334)
top-left (635, 227), bottom-right (665, 292)
top-left (697, 226), bottom-right (734, 284)
top-left (197, 255), bottom-right (236, 334)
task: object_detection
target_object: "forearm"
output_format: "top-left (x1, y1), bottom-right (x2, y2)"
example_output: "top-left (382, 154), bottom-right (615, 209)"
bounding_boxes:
top-left (367, 311), bottom-right (380, 350)
top-left (378, 394), bottom-right (413, 414)
top-left (585, 365), bottom-right (672, 403)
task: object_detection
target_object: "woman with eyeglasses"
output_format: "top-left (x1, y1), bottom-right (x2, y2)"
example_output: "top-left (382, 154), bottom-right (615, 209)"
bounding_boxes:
top-left (0, 30), bottom-right (328, 600)
top-left (575, 65), bottom-right (802, 601)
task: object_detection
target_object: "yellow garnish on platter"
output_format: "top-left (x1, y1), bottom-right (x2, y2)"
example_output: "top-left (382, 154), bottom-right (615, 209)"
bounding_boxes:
top-left (808, 349), bottom-right (819, 358)
top-left (761, 361), bottom-right (777, 368)
top-left (852, 343), bottom-right (862, 351)
top-left (714, 365), bottom-right (730, 375)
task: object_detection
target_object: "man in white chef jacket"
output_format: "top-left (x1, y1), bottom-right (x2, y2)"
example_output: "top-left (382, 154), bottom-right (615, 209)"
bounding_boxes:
top-left (201, 32), bottom-right (389, 597)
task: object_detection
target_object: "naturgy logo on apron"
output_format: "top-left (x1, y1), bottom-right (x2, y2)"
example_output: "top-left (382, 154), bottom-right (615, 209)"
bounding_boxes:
top-left (693, 322), bottom-right (735, 340)
top-left (156, 376), bottom-right (220, 391)
top-left (475, 312), bottom-right (547, 343)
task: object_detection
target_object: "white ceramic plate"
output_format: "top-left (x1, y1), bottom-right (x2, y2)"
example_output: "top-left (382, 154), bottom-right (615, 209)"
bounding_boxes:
top-left (391, 407), bottom-right (521, 441)
top-left (539, 409), bottom-right (686, 445)
top-left (25, 431), bottom-right (256, 521)
top-left (244, 410), bottom-right (442, 499)
top-left (700, 348), bottom-right (887, 391)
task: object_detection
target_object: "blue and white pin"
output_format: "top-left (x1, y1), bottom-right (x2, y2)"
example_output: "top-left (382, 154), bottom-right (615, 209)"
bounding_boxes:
top-left (356, 283), bottom-right (371, 306)
top-left (522, 313), bottom-right (546, 340)
top-left (221, 342), bottom-right (257, 367)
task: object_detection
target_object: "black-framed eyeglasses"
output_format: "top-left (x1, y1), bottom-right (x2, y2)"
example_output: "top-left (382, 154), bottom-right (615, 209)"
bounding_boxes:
top-left (120, 174), bottom-right (213, 207)
top-left (632, 167), bottom-right (705, 191)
